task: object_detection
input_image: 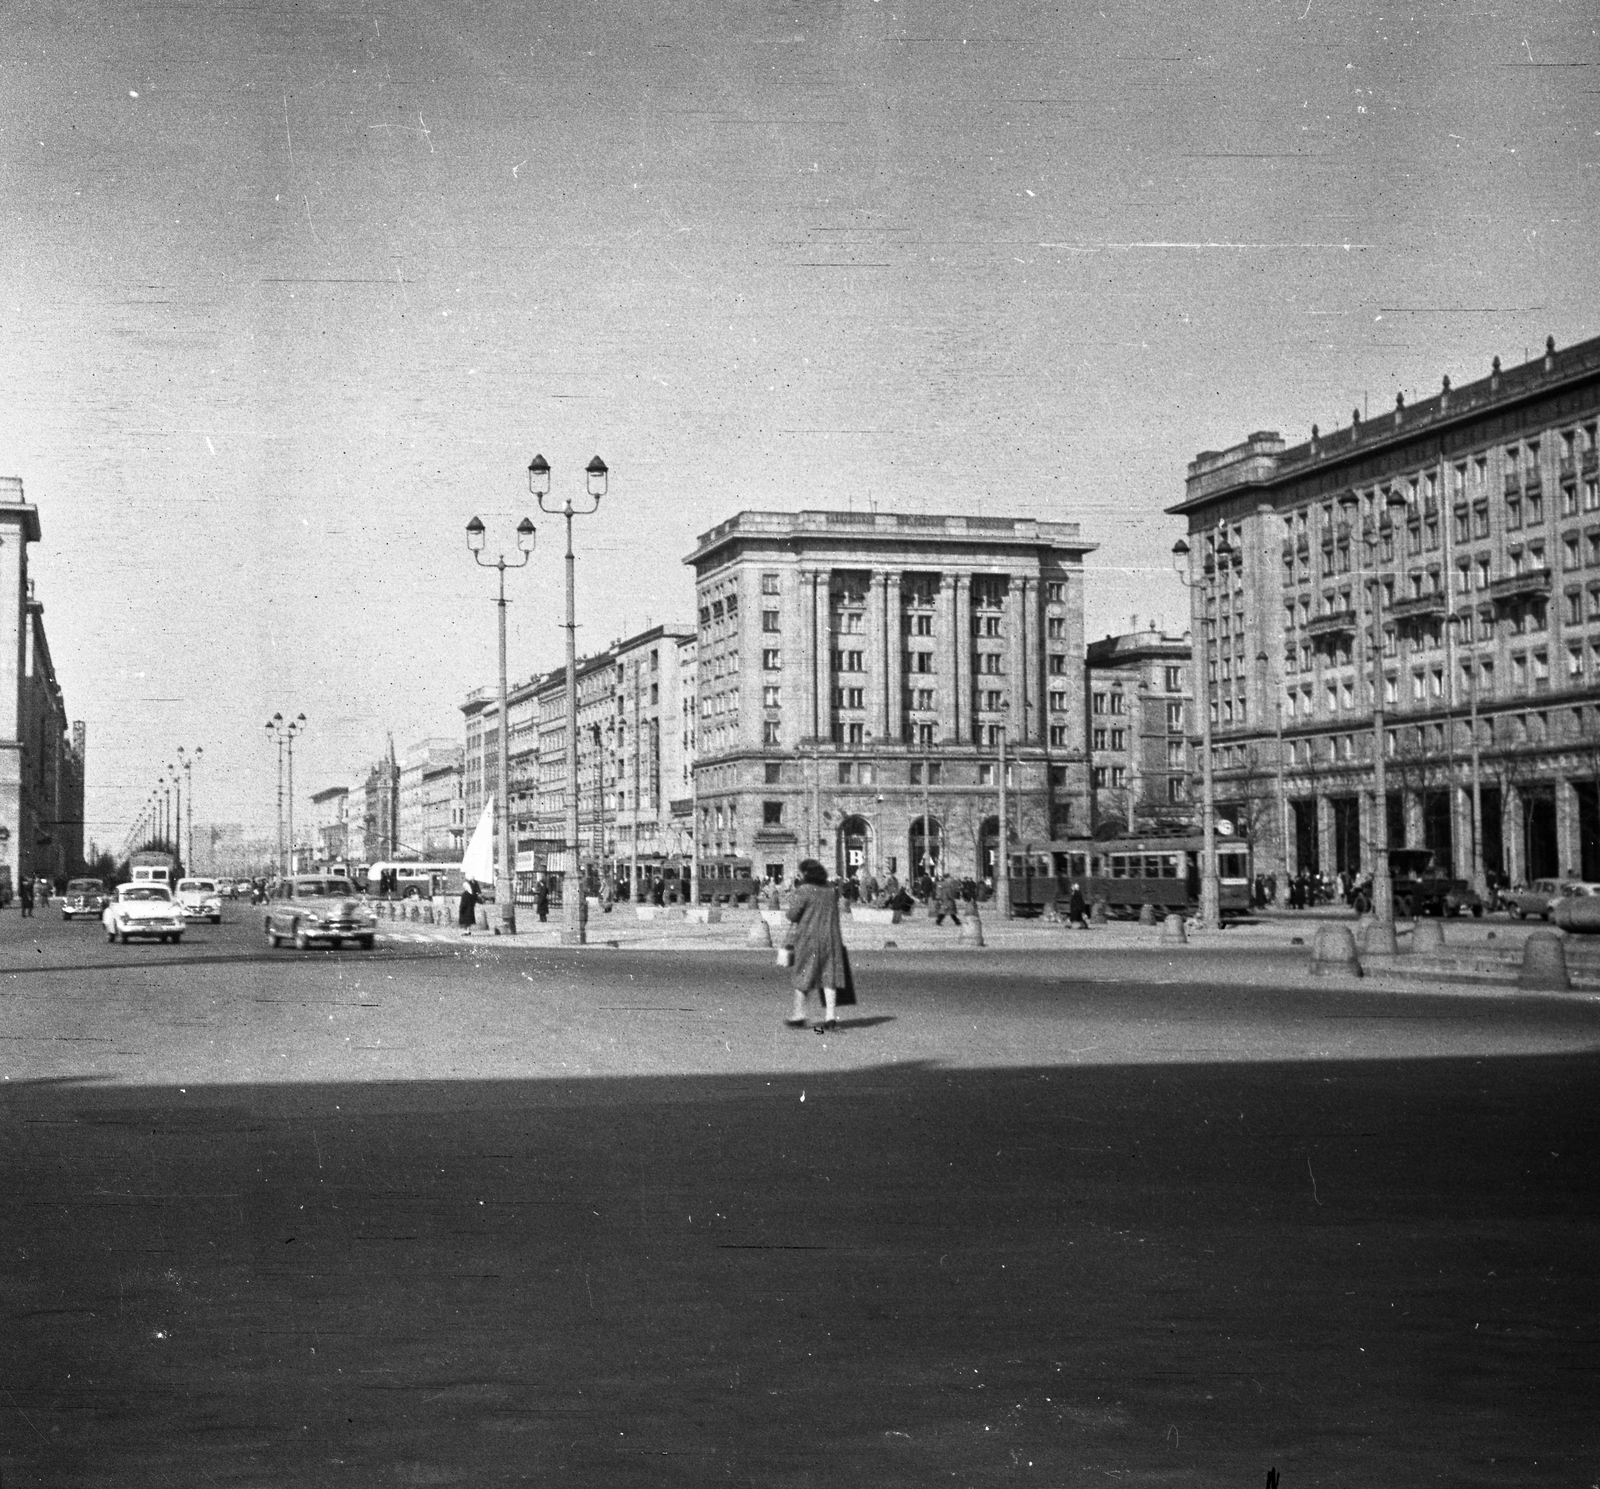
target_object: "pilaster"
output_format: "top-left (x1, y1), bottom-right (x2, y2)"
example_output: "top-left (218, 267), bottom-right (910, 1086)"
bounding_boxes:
top-left (867, 570), bottom-right (889, 742)
top-left (939, 573), bottom-right (959, 743)
top-left (954, 573), bottom-right (973, 744)
top-left (884, 571), bottom-right (904, 744)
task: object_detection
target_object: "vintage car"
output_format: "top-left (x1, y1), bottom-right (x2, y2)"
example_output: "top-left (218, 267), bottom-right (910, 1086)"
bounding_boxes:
top-left (1528, 879), bottom-right (1600, 922)
top-left (1499, 878), bottom-right (1567, 921)
top-left (102, 883), bottom-right (187, 944)
top-left (1352, 848), bottom-right (1483, 918)
top-left (175, 877), bottom-right (224, 924)
top-left (61, 877), bottom-right (112, 921)
top-left (263, 876), bottom-right (377, 950)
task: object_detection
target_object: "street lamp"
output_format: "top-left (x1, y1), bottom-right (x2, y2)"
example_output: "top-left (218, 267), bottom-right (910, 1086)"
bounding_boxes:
top-left (166, 763), bottom-right (183, 871)
top-left (265, 713), bottom-right (306, 876)
top-left (467, 510), bottom-right (537, 936)
top-left (530, 452), bottom-right (608, 946)
top-left (1173, 535), bottom-right (1226, 930)
top-left (176, 746), bottom-right (202, 874)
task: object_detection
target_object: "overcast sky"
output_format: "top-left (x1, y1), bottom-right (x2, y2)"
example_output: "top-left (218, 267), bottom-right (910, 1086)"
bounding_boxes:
top-left (3, 0), bottom-right (1595, 849)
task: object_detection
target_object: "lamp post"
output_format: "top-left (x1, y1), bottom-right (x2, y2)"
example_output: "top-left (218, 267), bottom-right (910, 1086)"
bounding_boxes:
top-left (166, 763), bottom-right (183, 872)
top-left (1173, 535), bottom-right (1226, 930)
top-left (466, 512), bottom-right (537, 936)
top-left (176, 746), bottom-right (202, 873)
top-left (1127, 677), bottom-right (1150, 832)
top-left (265, 713), bottom-right (306, 877)
top-left (530, 452), bottom-right (608, 946)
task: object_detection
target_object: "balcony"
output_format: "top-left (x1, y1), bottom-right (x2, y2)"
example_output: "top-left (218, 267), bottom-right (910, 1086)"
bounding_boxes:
top-left (1387, 593), bottom-right (1446, 627)
top-left (1305, 612), bottom-right (1358, 648)
top-left (1504, 473), bottom-right (1522, 495)
top-left (1584, 448), bottom-right (1598, 474)
top-left (1487, 567), bottom-right (1553, 607)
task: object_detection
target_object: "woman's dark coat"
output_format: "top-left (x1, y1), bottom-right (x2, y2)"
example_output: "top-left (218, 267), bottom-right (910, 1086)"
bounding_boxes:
top-left (458, 881), bottom-right (480, 929)
top-left (784, 883), bottom-right (856, 1004)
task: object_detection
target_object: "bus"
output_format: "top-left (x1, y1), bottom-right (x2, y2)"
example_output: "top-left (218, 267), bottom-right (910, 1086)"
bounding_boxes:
top-left (1007, 834), bottom-right (1254, 919)
top-left (363, 861), bottom-right (464, 899)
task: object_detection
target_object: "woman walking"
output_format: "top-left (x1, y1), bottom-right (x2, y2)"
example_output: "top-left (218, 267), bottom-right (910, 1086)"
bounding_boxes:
top-left (783, 859), bottom-right (855, 1033)
top-left (458, 878), bottom-right (480, 936)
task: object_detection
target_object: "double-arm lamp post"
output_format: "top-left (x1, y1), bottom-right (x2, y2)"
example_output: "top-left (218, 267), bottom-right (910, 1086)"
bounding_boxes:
top-left (529, 453), bottom-right (609, 947)
top-left (1172, 535), bottom-right (1224, 930)
top-left (265, 713), bottom-right (306, 877)
top-left (175, 746), bottom-right (202, 873)
top-left (465, 512), bottom-right (537, 936)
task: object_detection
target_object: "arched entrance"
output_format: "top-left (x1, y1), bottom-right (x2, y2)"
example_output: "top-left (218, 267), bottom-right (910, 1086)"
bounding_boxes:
top-left (909, 815), bottom-right (943, 880)
top-left (837, 815), bottom-right (870, 882)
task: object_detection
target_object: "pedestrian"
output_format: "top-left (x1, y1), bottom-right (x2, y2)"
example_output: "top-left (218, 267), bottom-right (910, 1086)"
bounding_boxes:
top-left (860, 871), bottom-right (879, 907)
top-left (783, 858), bottom-right (855, 1033)
top-left (882, 871), bottom-right (900, 904)
top-left (1068, 880), bottom-right (1088, 929)
top-left (933, 873), bottom-right (961, 927)
top-left (535, 877), bottom-right (550, 923)
top-left (18, 876), bottom-right (33, 917)
top-left (458, 877), bottom-right (480, 935)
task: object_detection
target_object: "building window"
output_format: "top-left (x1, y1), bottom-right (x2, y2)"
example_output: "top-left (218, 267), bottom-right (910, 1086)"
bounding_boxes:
top-left (761, 572), bottom-right (779, 595)
top-left (1164, 665), bottom-right (1182, 691)
top-left (983, 689), bottom-right (1003, 711)
top-left (763, 649), bottom-right (780, 671)
top-left (917, 722), bottom-right (936, 746)
top-left (762, 609), bottom-right (780, 633)
top-left (1165, 701), bottom-right (1183, 730)
top-left (837, 762), bottom-right (853, 784)
top-left (1047, 617), bottom-right (1066, 639)
top-left (1109, 765), bottom-right (1127, 789)
top-left (1092, 692), bottom-right (1106, 715)
top-left (763, 685), bottom-right (781, 708)
top-left (762, 800), bottom-right (784, 826)
top-left (1049, 724), bottom-right (1068, 747)
top-left (833, 650), bottom-right (864, 672)
top-left (1093, 727), bottom-right (1107, 750)
top-left (911, 651), bottom-right (934, 674)
top-left (1049, 690), bottom-right (1067, 713)
top-left (909, 613), bottom-right (934, 636)
top-left (847, 722), bottom-right (864, 745)
top-left (979, 653), bottom-right (1002, 675)
top-left (1048, 654), bottom-right (1067, 675)
top-left (1091, 765), bottom-right (1107, 788)
top-left (1108, 693), bottom-right (1124, 715)
top-left (1046, 581), bottom-right (1065, 603)
top-left (979, 763), bottom-right (996, 785)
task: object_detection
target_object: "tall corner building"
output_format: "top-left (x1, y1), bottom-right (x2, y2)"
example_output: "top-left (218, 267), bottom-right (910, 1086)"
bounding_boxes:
top-left (683, 511), bottom-right (1097, 885)
top-left (1168, 333), bottom-right (1600, 885)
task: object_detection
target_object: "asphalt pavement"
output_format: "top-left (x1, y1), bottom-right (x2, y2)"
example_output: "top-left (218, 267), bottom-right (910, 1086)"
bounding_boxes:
top-left (3, 905), bottom-right (1596, 1487)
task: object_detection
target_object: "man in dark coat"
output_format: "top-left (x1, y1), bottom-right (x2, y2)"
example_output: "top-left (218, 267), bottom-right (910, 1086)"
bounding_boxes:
top-left (933, 873), bottom-right (961, 927)
top-left (784, 859), bottom-right (855, 1031)
top-left (1068, 881), bottom-right (1088, 930)
top-left (18, 877), bottom-right (33, 917)
top-left (535, 877), bottom-right (550, 922)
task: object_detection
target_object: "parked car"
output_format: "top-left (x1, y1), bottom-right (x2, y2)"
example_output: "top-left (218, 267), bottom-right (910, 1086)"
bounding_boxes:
top-left (1352, 849), bottom-right (1484, 917)
top-left (1540, 879), bottom-right (1600, 921)
top-left (263, 876), bottom-right (377, 951)
top-left (1499, 878), bottom-right (1568, 921)
top-left (102, 883), bottom-right (186, 944)
top-left (175, 878), bottom-right (224, 924)
top-left (61, 877), bottom-right (112, 921)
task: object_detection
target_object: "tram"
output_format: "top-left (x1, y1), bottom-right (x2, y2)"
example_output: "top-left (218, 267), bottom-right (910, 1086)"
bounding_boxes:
top-left (1007, 833), bottom-right (1254, 919)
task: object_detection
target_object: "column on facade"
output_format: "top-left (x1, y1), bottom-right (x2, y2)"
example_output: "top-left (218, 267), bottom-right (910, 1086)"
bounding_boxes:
top-left (791, 567), bottom-right (816, 746)
top-left (867, 570), bottom-right (889, 743)
top-left (1020, 575), bottom-right (1041, 746)
top-left (938, 573), bottom-right (960, 744)
top-left (883, 570), bottom-right (904, 744)
top-left (1316, 793), bottom-right (1335, 878)
top-left (1503, 781), bottom-right (1523, 883)
top-left (953, 573), bottom-right (973, 744)
top-left (1452, 779), bottom-right (1473, 882)
top-left (1003, 574), bottom-right (1024, 742)
top-left (1556, 775), bottom-right (1579, 877)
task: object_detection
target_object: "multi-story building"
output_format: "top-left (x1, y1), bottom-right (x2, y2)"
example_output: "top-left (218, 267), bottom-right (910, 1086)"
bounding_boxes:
top-left (683, 509), bottom-right (1096, 886)
top-left (1084, 627), bottom-right (1194, 835)
top-left (397, 738), bottom-right (462, 858)
top-left (420, 754), bottom-right (465, 860)
top-left (1169, 332), bottom-right (1600, 886)
top-left (608, 626), bottom-right (696, 893)
top-left (0, 480), bottom-right (84, 887)
top-left (309, 786), bottom-right (348, 865)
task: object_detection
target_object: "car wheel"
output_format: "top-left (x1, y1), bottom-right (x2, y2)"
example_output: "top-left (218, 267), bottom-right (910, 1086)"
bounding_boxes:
top-left (1472, 905), bottom-right (1483, 918)
top-left (358, 935), bottom-right (374, 950)
top-left (105, 929), bottom-right (115, 943)
top-left (293, 923), bottom-right (310, 951)
top-left (172, 934), bottom-right (182, 944)
top-left (118, 931), bottom-right (128, 944)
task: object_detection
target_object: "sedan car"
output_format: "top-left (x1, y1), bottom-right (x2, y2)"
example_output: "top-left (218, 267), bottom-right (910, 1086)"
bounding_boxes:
top-left (175, 878), bottom-right (224, 924)
top-left (102, 884), bottom-right (186, 944)
top-left (263, 876), bottom-right (377, 950)
top-left (62, 877), bottom-right (112, 921)
top-left (1499, 878), bottom-right (1566, 920)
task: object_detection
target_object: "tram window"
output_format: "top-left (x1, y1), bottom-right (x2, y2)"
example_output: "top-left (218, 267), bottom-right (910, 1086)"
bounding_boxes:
top-left (1073, 855), bottom-right (1089, 877)
top-left (1219, 852), bottom-right (1247, 879)
top-left (1160, 855), bottom-right (1179, 879)
top-left (1109, 856), bottom-right (1127, 879)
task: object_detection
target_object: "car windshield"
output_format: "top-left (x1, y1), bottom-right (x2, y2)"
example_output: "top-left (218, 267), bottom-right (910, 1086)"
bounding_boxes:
top-left (177, 881), bottom-right (216, 893)
top-left (121, 886), bottom-right (171, 902)
top-left (294, 880), bottom-right (355, 897)
top-left (67, 880), bottom-right (105, 893)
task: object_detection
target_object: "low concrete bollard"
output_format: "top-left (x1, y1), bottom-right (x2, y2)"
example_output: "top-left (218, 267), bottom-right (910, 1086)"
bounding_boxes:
top-left (475, 905), bottom-right (489, 930)
top-left (1518, 930), bottom-right (1571, 991)
top-left (745, 917), bottom-right (773, 948)
top-left (1410, 918), bottom-right (1445, 955)
top-left (1358, 916), bottom-right (1398, 956)
top-left (1160, 912), bottom-right (1187, 945)
top-left (1309, 924), bottom-right (1362, 977)
top-left (684, 906), bottom-right (721, 925)
top-left (1090, 899), bottom-right (1108, 926)
top-left (959, 905), bottom-right (986, 947)
top-left (1138, 903), bottom-right (1155, 926)
top-left (1554, 897), bottom-right (1600, 934)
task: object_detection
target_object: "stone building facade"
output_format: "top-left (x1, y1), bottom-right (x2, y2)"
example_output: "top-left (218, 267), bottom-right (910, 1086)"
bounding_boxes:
top-left (683, 510), bottom-right (1096, 886)
top-left (1084, 628), bottom-right (1195, 836)
top-left (0, 479), bottom-right (84, 888)
top-left (1169, 333), bottom-right (1600, 886)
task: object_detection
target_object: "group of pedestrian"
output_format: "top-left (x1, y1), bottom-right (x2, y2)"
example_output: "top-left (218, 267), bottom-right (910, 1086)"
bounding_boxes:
top-left (16, 875), bottom-right (52, 916)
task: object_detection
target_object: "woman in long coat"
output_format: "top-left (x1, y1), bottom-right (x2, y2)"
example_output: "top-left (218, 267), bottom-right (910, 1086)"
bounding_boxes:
top-left (784, 859), bottom-right (855, 1032)
top-left (458, 878), bottom-right (480, 934)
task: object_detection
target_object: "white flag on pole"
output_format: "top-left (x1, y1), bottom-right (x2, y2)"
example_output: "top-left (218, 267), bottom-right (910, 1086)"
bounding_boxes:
top-left (461, 797), bottom-right (495, 885)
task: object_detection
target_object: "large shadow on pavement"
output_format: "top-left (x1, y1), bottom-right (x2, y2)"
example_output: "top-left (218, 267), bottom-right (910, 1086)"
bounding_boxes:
top-left (2, 1049), bottom-right (1596, 1488)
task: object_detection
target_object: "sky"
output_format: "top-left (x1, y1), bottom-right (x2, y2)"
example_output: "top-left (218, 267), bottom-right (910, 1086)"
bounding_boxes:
top-left (2, 0), bottom-right (1595, 851)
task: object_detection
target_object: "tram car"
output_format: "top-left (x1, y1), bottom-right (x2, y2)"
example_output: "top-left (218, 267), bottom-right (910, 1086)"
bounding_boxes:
top-left (1007, 834), bottom-right (1254, 919)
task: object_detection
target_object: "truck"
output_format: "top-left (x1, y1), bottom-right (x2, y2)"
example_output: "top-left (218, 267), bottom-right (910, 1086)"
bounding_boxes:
top-left (128, 849), bottom-right (180, 886)
top-left (1352, 848), bottom-right (1483, 918)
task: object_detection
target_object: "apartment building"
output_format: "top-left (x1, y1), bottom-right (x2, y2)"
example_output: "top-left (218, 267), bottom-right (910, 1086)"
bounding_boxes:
top-left (1084, 627), bottom-right (1195, 835)
top-left (1169, 333), bottom-right (1600, 884)
top-left (683, 509), bottom-right (1096, 886)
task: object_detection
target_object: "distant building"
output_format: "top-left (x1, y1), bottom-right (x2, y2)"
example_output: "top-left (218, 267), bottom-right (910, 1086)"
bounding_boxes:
top-left (398, 738), bottom-right (462, 859)
top-left (608, 625), bottom-right (697, 885)
top-left (1169, 332), bottom-right (1600, 884)
top-left (1084, 626), bottom-right (1195, 836)
top-left (0, 479), bottom-right (84, 887)
top-left (683, 509), bottom-right (1096, 886)
top-left (309, 786), bottom-right (349, 866)
top-left (420, 755), bottom-right (464, 859)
